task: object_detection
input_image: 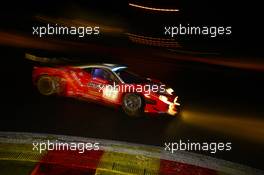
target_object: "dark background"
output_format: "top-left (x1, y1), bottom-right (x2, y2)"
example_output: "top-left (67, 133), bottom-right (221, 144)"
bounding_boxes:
top-left (0, 0), bottom-right (263, 171)
top-left (0, 0), bottom-right (263, 56)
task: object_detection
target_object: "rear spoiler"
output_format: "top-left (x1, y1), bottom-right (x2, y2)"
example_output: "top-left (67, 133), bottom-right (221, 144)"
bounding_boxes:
top-left (25, 53), bottom-right (67, 64)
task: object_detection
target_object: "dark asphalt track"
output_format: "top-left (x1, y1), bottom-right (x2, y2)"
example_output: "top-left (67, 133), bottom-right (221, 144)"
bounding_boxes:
top-left (0, 48), bottom-right (264, 170)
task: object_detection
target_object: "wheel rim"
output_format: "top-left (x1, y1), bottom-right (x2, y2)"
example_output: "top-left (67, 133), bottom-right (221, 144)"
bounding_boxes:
top-left (37, 77), bottom-right (55, 95)
top-left (124, 94), bottom-right (142, 112)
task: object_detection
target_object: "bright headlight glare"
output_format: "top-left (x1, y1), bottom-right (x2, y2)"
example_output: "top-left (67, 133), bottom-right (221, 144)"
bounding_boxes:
top-left (159, 95), bottom-right (171, 105)
top-left (166, 88), bottom-right (174, 95)
top-left (159, 95), bottom-right (167, 101)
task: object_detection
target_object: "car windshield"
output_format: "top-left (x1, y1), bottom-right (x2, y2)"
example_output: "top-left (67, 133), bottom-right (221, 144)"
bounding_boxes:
top-left (114, 68), bottom-right (147, 84)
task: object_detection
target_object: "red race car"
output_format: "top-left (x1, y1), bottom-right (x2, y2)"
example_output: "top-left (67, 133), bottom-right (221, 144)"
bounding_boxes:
top-left (32, 64), bottom-right (180, 117)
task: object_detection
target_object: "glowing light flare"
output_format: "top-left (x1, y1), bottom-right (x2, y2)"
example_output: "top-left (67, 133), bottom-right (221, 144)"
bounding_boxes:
top-left (166, 88), bottom-right (174, 95)
top-left (168, 104), bottom-right (177, 116)
top-left (159, 95), bottom-right (180, 106)
top-left (129, 3), bottom-right (179, 12)
top-left (159, 95), bottom-right (171, 105)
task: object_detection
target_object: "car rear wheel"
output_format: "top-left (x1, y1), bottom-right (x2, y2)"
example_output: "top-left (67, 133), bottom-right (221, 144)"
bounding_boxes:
top-left (37, 76), bottom-right (63, 96)
top-left (122, 93), bottom-right (144, 117)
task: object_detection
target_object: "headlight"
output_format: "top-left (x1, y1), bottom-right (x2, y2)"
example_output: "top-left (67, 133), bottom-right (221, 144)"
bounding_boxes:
top-left (166, 88), bottom-right (174, 95)
top-left (159, 95), bottom-right (171, 105)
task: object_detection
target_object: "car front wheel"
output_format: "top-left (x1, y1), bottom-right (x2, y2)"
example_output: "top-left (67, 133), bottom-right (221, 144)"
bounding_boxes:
top-left (122, 93), bottom-right (144, 117)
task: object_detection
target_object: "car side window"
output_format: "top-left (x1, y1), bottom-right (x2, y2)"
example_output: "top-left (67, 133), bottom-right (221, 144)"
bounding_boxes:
top-left (91, 68), bottom-right (107, 80)
top-left (91, 68), bottom-right (117, 83)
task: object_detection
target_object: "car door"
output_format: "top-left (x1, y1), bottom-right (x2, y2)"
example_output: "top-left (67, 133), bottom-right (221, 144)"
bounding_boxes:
top-left (86, 68), bottom-right (116, 101)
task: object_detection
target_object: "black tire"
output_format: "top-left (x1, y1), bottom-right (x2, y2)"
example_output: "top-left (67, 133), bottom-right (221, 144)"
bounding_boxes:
top-left (122, 93), bottom-right (144, 117)
top-left (36, 75), bottom-right (63, 96)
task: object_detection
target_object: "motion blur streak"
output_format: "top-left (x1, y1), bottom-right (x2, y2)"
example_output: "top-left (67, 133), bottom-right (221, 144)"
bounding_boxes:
top-left (191, 57), bottom-right (264, 72)
top-left (181, 110), bottom-right (264, 143)
top-left (0, 31), bottom-right (65, 51)
top-left (0, 31), bottom-right (263, 72)
top-left (127, 33), bottom-right (181, 48)
top-left (127, 33), bottom-right (176, 41)
top-left (128, 3), bottom-right (179, 12)
top-left (162, 52), bottom-right (264, 72)
top-left (0, 31), bottom-right (112, 54)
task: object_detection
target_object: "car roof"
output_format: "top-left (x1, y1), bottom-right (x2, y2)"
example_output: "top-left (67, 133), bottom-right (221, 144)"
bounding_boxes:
top-left (74, 63), bottom-right (127, 72)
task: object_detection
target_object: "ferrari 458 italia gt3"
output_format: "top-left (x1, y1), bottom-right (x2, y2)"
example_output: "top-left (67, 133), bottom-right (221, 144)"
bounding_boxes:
top-left (32, 64), bottom-right (180, 117)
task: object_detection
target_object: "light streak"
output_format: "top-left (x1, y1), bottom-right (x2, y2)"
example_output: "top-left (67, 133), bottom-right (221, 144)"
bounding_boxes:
top-left (127, 33), bottom-right (181, 48)
top-left (127, 33), bottom-right (175, 41)
top-left (112, 66), bottom-right (127, 72)
top-left (181, 110), bottom-right (264, 143)
top-left (129, 3), bottom-right (179, 12)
